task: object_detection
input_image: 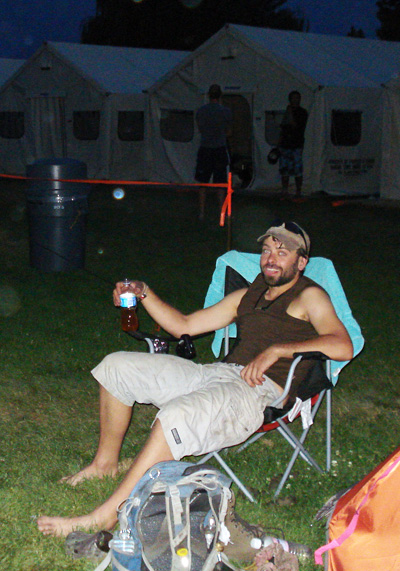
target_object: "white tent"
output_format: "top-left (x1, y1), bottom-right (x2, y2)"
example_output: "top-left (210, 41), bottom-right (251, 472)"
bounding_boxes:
top-left (0, 58), bottom-right (25, 87)
top-left (0, 58), bottom-right (25, 174)
top-left (0, 42), bottom-right (188, 179)
top-left (147, 24), bottom-right (400, 196)
top-left (380, 75), bottom-right (400, 199)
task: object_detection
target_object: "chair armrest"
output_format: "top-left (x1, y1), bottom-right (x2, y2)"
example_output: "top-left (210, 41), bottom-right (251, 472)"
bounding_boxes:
top-left (125, 330), bottom-right (202, 360)
top-left (270, 352), bottom-right (330, 409)
top-left (271, 354), bottom-right (303, 408)
top-left (292, 351), bottom-right (329, 361)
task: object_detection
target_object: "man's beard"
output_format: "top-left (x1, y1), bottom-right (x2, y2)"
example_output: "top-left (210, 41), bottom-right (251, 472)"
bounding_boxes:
top-left (262, 260), bottom-right (299, 287)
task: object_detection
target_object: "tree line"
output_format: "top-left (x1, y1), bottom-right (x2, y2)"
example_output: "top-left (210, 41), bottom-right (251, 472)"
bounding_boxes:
top-left (80, 0), bottom-right (400, 49)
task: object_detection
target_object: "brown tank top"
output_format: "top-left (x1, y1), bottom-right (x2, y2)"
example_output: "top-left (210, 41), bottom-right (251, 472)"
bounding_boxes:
top-left (225, 273), bottom-right (322, 392)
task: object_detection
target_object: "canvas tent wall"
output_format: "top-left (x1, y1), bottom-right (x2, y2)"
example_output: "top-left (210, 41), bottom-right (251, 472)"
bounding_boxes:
top-left (0, 42), bottom-right (187, 179)
top-left (0, 58), bottom-right (25, 87)
top-left (380, 77), bottom-right (400, 200)
top-left (0, 58), bottom-right (25, 172)
top-left (147, 24), bottom-right (400, 195)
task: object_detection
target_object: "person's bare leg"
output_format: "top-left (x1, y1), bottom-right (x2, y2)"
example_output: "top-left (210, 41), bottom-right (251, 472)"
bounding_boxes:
top-left (295, 175), bottom-right (303, 196)
top-left (38, 419), bottom-right (174, 537)
top-left (61, 386), bottom-right (133, 485)
top-left (281, 175), bottom-right (289, 196)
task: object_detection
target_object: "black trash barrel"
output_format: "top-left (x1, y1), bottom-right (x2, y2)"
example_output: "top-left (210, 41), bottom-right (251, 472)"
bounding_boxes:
top-left (26, 159), bottom-right (90, 272)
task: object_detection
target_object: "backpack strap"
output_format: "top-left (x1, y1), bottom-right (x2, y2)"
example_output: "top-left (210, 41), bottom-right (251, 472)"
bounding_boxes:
top-left (93, 552), bottom-right (111, 571)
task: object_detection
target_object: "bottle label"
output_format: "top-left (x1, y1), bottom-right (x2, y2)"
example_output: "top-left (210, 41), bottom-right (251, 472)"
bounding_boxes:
top-left (109, 538), bottom-right (136, 554)
top-left (120, 293), bottom-right (137, 308)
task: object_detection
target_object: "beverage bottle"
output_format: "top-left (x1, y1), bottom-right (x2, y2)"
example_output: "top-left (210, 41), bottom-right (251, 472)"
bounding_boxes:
top-left (120, 278), bottom-right (138, 332)
top-left (95, 530), bottom-right (113, 552)
top-left (109, 529), bottom-right (140, 569)
top-left (109, 529), bottom-right (137, 555)
top-left (250, 536), bottom-right (312, 560)
top-left (175, 547), bottom-right (190, 569)
top-left (203, 515), bottom-right (216, 550)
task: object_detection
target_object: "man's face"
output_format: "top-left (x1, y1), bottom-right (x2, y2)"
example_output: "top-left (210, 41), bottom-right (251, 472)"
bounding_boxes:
top-left (260, 236), bottom-right (306, 287)
top-left (289, 93), bottom-right (301, 107)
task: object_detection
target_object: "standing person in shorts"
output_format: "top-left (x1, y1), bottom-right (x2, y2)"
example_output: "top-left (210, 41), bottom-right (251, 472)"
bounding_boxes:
top-left (278, 91), bottom-right (308, 200)
top-left (37, 221), bottom-right (353, 538)
top-left (195, 84), bottom-right (232, 220)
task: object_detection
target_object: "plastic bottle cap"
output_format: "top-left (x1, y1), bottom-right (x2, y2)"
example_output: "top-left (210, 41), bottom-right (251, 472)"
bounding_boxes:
top-left (177, 548), bottom-right (188, 557)
top-left (251, 538), bottom-right (262, 549)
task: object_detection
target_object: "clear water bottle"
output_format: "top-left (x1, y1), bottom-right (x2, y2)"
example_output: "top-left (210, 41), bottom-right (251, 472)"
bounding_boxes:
top-left (250, 536), bottom-right (312, 560)
top-left (109, 529), bottom-right (140, 570)
top-left (120, 278), bottom-right (138, 332)
top-left (109, 529), bottom-right (137, 554)
top-left (203, 515), bottom-right (216, 550)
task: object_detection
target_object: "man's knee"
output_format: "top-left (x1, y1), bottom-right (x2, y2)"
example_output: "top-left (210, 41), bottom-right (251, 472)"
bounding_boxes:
top-left (96, 351), bottom-right (129, 370)
top-left (91, 351), bottom-right (142, 407)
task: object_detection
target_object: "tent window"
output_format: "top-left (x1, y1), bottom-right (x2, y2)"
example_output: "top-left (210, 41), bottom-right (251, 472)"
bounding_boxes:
top-left (160, 109), bottom-right (194, 142)
top-left (265, 111), bottom-right (285, 146)
top-left (73, 111), bottom-right (100, 140)
top-left (331, 110), bottom-right (362, 146)
top-left (0, 111), bottom-right (24, 139)
top-left (118, 111), bottom-right (144, 141)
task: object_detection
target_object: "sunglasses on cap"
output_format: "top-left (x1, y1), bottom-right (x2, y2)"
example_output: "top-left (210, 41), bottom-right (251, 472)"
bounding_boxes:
top-left (270, 218), bottom-right (309, 253)
top-left (271, 218), bottom-right (306, 240)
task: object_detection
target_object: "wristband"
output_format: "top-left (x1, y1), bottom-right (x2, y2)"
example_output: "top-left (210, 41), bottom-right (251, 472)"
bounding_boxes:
top-left (137, 283), bottom-right (148, 300)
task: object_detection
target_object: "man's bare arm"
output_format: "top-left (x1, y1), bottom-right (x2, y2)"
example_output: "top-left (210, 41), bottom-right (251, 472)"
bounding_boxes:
top-left (114, 281), bottom-right (247, 338)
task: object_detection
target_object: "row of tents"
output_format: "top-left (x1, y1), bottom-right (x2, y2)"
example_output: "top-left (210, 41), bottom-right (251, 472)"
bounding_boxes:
top-left (2, 23), bottom-right (400, 198)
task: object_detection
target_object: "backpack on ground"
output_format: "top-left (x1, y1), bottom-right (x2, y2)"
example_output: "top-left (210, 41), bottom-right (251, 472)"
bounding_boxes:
top-left (110, 460), bottom-right (235, 571)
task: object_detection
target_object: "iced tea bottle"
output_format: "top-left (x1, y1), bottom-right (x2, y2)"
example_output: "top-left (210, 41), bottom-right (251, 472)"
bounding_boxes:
top-left (120, 278), bottom-right (139, 332)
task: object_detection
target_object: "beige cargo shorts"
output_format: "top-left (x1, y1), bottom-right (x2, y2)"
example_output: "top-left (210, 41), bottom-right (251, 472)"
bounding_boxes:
top-left (92, 351), bottom-right (282, 459)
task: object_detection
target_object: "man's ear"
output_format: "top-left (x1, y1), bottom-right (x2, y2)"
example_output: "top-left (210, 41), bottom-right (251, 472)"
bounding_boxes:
top-left (298, 256), bottom-right (308, 272)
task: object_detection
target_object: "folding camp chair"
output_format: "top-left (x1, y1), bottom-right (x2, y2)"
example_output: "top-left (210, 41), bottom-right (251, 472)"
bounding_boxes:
top-left (127, 250), bottom-right (364, 502)
top-left (196, 250), bottom-right (364, 502)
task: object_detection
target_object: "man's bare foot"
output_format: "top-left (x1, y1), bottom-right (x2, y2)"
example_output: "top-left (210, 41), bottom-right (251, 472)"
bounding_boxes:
top-left (59, 462), bottom-right (119, 486)
top-left (60, 458), bottom-right (134, 486)
top-left (37, 510), bottom-right (117, 538)
top-left (37, 514), bottom-right (94, 537)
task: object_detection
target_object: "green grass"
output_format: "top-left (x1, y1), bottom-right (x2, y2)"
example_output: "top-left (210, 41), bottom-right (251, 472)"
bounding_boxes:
top-left (1, 179), bottom-right (399, 570)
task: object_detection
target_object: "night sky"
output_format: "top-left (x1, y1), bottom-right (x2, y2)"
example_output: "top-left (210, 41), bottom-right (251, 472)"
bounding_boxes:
top-left (0, 0), bottom-right (380, 60)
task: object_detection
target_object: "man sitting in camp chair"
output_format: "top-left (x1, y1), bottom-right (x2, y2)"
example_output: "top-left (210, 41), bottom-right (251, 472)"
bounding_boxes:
top-left (38, 221), bottom-right (353, 537)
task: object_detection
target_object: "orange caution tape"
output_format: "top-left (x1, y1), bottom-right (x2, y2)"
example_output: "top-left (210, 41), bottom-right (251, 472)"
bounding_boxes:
top-left (0, 172), bottom-right (228, 188)
top-left (1, 171), bottom-right (233, 226)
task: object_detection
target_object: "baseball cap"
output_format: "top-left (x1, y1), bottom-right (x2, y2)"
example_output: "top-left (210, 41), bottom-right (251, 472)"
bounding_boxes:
top-left (257, 220), bottom-right (310, 255)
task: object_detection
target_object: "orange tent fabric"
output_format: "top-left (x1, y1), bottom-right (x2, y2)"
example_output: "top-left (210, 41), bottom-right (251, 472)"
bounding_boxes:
top-left (315, 447), bottom-right (400, 570)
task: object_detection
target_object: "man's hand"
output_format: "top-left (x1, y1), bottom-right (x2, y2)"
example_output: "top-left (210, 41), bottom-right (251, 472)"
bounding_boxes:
top-left (240, 346), bottom-right (282, 388)
top-left (113, 280), bottom-right (147, 306)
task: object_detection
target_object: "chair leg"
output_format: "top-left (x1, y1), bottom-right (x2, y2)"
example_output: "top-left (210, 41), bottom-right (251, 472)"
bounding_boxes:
top-left (197, 451), bottom-right (256, 502)
top-left (198, 390), bottom-right (330, 500)
top-left (273, 423), bottom-right (324, 497)
top-left (236, 432), bottom-right (265, 452)
top-left (326, 389), bottom-right (332, 471)
top-left (273, 392), bottom-right (328, 497)
top-left (196, 451), bottom-right (214, 464)
top-left (276, 422), bottom-right (324, 472)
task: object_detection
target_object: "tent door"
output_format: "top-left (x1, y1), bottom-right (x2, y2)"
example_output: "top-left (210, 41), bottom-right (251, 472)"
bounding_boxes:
top-left (27, 95), bottom-right (67, 160)
top-left (222, 93), bottom-right (253, 189)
